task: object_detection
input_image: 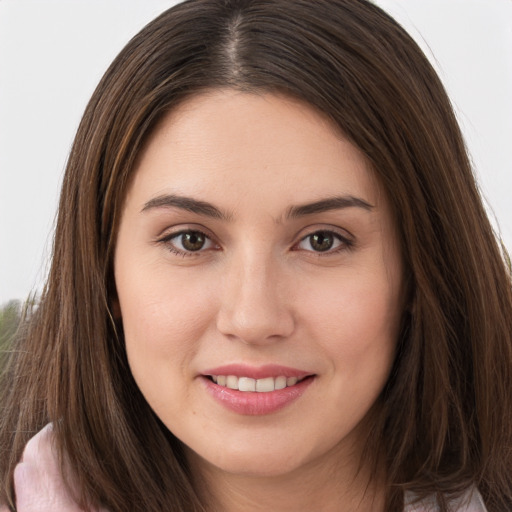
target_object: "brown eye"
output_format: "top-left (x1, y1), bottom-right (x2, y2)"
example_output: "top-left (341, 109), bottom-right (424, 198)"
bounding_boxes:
top-left (181, 231), bottom-right (206, 251)
top-left (309, 232), bottom-right (334, 252)
top-left (297, 230), bottom-right (350, 253)
top-left (163, 229), bottom-right (216, 256)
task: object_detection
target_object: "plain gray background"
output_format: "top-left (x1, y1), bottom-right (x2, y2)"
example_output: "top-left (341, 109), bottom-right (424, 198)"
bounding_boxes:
top-left (1, 0), bottom-right (511, 304)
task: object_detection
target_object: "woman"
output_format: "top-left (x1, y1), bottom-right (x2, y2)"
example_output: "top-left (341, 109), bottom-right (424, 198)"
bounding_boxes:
top-left (1, 0), bottom-right (511, 511)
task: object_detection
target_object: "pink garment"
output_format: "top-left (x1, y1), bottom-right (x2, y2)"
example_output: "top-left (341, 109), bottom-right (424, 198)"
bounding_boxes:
top-left (7, 424), bottom-right (105, 512)
top-left (4, 424), bottom-right (489, 512)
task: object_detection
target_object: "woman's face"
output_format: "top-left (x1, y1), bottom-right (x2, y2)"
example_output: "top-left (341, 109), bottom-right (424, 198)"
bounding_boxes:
top-left (114, 90), bottom-right (404, 478)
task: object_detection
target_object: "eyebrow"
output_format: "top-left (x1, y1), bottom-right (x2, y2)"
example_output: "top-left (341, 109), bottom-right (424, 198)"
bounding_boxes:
top-left (141, 194), bottom-right (232, 220)
top-left (141, 193), bottom-right (373, 220)
top-left (285, 196), bottom-right (374, 219)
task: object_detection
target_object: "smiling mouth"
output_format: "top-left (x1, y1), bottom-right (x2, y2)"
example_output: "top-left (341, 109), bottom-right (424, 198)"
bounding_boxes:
top-left (206, 375), bottom-right (312, 392)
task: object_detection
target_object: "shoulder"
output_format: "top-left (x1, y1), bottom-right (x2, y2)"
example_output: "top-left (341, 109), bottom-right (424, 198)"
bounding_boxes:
top-left (404, 487), bottom-right (488, 512)
top-left (11, 424), bottom-right (107, 512)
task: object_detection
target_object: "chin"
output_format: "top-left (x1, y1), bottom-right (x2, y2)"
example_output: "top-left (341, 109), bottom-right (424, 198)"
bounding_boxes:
top-left (186, 440), bottom-right (314, 479)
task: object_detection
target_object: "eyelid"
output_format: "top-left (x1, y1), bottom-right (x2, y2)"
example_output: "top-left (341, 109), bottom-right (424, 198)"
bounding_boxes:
top-left (292, 225), bottom-right (355, 254)
top-left (155, 222), bottom-right (216, 239)
top-left (294, 223), bottom-right (354, 241)
top-left (156, 225), bottom-right (220, 257)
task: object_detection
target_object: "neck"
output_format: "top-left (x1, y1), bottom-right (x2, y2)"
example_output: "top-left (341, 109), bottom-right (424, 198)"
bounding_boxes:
top-left (188, 446), bottom-right (386, 512)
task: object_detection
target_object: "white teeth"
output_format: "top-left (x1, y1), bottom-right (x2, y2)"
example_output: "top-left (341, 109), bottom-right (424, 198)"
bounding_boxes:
top-left (226, 375), bottom-right (238, 389)
top-left (210, 374), bottom-right (305, 392)
top-left (286, 377), bottom-right (298, 387)
top-left (256, 377), bottom-right (274, 392)
top-left (274, 376), bottom-right (287, 390)
top-left (238, 377), bottom-right (256, 392)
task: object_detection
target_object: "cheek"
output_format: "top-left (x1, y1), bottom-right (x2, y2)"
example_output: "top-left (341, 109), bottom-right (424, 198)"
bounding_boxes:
top-left (115, 265), bottom-right (216, 394)
top-left (118, 260), bottom-right (213, 335)
top-left (302, 268), bottom-right (401, 370)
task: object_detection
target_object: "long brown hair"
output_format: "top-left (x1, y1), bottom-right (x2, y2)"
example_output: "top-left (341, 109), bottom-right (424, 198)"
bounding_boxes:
top-left (1, 1), bottom-right (511, 511)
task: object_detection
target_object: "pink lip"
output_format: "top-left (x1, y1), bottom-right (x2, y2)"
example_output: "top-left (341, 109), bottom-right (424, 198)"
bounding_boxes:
top-left (199, 364), bottom-right (315, 416)
top-left (201, 364), bottom-right (311, 380)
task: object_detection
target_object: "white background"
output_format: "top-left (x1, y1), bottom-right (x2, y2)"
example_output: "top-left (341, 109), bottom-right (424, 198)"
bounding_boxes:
top-left (1, 0), bottom-right (511, 305)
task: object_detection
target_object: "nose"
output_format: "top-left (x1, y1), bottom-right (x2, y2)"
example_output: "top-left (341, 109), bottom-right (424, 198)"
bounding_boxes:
top-left (216, 250), bottom-right (295, 345)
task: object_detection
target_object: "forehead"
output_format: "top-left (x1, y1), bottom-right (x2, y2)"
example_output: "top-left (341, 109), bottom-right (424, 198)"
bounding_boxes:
top-left (127, 90), bottom-right (385, 214)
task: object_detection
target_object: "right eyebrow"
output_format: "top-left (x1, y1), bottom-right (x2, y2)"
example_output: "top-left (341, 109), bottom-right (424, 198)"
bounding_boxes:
top-left (141, 194), bottom-right (233, 221)
top-left (285, 195), bottom-right (374, 219)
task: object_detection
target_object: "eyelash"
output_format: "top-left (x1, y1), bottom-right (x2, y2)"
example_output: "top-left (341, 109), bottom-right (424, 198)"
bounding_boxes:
top-left (157, 229), bottom-right (354, 258)
top-left (158, 229), bottom-right (216, 258)
top-left (294, 230), bottom-right (354, 255)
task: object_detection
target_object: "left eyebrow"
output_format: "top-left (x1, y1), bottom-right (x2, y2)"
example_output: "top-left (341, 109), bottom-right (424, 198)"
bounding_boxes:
top-left (285, 196), bottom-right (374, 219)
top-left (141, 194), bottom-right (232, 220)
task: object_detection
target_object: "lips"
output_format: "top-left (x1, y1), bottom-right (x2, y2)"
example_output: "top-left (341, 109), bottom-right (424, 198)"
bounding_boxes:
top-left (200, 364), bottom-right (315, 415)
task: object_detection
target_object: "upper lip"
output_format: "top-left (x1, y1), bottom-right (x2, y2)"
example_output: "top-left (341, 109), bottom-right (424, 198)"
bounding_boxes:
top-left (201, 364), bottom-right (313, 380)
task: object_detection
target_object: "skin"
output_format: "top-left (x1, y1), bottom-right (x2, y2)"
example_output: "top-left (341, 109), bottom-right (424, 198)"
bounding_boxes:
top-left (114, 90), bottom-right (404, 511)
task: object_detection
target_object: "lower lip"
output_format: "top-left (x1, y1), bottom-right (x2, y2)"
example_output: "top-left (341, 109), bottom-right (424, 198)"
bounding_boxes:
top-left (201, 376), bottom-right (314, 415)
